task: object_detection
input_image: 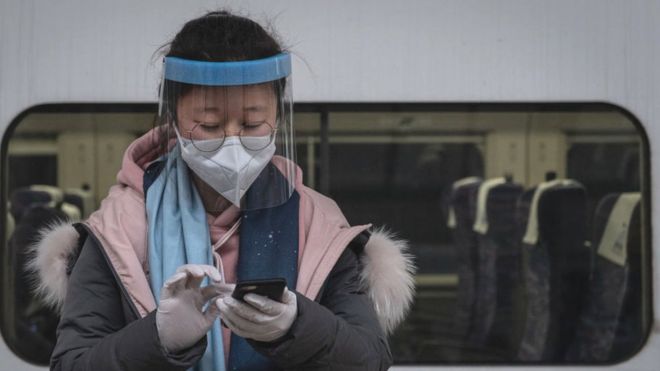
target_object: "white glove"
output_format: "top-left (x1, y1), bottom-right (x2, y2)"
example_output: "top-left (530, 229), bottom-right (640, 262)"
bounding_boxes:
top-left (217, 287), bottom-right (298, 342)
top-left (156, 264), bottom-right (233, 352)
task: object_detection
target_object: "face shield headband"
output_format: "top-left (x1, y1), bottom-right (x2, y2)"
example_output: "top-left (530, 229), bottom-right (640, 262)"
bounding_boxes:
top-left (160, 53), bottom-right (295, 211)
top-left (163, 53), bottom-right (291, 86)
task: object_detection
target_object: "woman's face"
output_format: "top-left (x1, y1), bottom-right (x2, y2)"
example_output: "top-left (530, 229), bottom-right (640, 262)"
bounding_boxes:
top-left (176, 83), bottom-right (278, 141)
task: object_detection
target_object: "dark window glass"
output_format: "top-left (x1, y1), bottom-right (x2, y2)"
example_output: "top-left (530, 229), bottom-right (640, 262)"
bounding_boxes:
top-left (326, 108), bottom-right (649, 364)
top-left (8, 155), bottom-right (58, 194)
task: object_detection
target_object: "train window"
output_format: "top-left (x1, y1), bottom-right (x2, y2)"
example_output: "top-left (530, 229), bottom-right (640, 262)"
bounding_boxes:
top-left (1, 104), bottom-right (650, 365)
top-left (1, 108), bottom-right (154, 364)
top-left (324, 107), bottom-right (650, 364)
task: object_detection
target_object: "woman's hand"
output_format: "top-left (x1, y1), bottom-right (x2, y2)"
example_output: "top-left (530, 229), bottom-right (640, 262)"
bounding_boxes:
top-left (218, 287), bottom-right (298, 342)
top-left (156, 264), bottom-right (233, 352)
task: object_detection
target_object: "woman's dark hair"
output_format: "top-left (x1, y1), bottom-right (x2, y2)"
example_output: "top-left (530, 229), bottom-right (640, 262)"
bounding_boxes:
top-left (167, 10), bottom-right (282, 61)
top-left (154, 10), bottom-right (285, 154)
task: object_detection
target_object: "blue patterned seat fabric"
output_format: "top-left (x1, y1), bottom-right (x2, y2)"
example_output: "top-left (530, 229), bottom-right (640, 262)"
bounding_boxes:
top-left (448, 179), bottom-right (482, 347)
top-left (517, 183), bottom-right (590, 361)
top-left (471, 181), bottom-right (523, 358)
top-left (567, 193), bottom-right (642, 362)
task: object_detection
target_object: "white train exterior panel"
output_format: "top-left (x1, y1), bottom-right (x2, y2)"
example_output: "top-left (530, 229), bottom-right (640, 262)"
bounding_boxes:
top-left (1, 0), bottom-right (658, 369)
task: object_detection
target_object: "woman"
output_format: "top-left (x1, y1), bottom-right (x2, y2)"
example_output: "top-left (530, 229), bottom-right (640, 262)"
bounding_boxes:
top-left (31, 10), bottom-right (415, 371)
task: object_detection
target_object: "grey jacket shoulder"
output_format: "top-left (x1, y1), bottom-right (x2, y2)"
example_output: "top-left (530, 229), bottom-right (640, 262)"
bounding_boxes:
top-left (51, 233), bottom-right (206, 371)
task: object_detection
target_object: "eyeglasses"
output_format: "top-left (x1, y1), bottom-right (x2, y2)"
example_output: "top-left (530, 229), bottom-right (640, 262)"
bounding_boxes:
top-left (184, 121), bottom-right (276, 152)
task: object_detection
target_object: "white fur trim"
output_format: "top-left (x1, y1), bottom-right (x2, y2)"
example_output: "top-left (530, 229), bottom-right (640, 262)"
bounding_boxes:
top-left (360, 227), bottom-right (417, 334)
top-left (26, 221), bottom-right (80, 312)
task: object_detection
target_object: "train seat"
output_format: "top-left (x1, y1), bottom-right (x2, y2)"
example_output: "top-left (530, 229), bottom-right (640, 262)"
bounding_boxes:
top-left (29, 185), bottom-right (64, 205)
top-left (9, 188), bottom-right (53, 222)
top-left (447, 177), bottom-right (482, 347)
top-left (8, 205), bottom-right (69, 364)
top-left (63, 188), bottom-right (94, 219)
top-left (517, 179), bottom-right (590, 361)
top-left (471, 178), bottom-right (524, 357)
top-left (11, 186), bottom-right (82, 223)
top-left (567, 193), bottom-right (642, 362)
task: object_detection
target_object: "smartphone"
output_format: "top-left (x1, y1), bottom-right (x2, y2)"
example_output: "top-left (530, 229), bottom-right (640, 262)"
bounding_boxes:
top-left (231, 278), bottom-right (287, 302)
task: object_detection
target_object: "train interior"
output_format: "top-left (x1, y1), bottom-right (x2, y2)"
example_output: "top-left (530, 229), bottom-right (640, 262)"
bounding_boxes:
top-left (1, 104), bottom-right (649, 365)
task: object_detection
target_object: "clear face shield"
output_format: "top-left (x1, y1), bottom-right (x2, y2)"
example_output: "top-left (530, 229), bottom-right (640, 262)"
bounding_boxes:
top-left (159, 53), bottom-right (295, 210)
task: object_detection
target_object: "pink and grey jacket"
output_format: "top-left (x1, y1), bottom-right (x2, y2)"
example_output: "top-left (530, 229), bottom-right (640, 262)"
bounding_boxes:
top-left (30, 131), bottom-right (416, 370)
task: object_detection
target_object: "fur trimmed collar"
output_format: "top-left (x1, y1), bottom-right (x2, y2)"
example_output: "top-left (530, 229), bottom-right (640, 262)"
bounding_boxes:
top-left (29, 223), bottom-right (415, 335)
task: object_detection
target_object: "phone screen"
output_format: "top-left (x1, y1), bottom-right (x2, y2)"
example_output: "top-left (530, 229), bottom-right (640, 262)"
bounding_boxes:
top-left (231, 278), bottom-right (287, 302)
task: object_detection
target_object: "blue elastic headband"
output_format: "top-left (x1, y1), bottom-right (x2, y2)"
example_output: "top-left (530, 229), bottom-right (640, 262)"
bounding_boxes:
top-left (164, 53), bottom-right (291, 86)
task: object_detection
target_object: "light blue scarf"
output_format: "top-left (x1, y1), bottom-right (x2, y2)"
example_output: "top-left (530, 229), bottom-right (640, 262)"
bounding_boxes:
top-left (146, 146), bottom-right (225, 371)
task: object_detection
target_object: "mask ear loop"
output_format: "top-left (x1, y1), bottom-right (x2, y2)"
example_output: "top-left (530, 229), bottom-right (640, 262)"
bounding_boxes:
top-left (211, 218), bottom-right (242, 283)
top-left (212, 219), bottom-right (241, 251)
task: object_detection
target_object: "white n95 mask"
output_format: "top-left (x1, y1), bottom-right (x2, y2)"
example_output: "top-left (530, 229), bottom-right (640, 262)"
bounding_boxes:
top-left (175, 129), bottom-right (276, 208)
